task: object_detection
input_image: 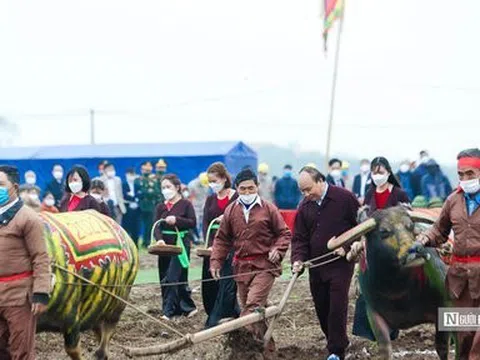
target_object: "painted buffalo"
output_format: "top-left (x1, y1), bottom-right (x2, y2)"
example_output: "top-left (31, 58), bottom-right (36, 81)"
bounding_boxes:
top-left (328, 206), bottom-right (456, 360)
top-left (38, 210), bottom-right (139, 360)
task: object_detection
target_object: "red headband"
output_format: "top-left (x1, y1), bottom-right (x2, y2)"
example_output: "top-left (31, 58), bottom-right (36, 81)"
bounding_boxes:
top-left (458, 157), bottom-right (480, 169)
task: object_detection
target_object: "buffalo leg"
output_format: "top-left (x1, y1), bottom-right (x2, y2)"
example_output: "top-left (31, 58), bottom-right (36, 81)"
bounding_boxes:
top-left (434, 321), bottom-right (450, 360)
top-left (367, 309), bottom-right (392, 359)
top-left (94, 321), bottom-right (118, 360)
top-left (64, 327), bottom-right (84, 360)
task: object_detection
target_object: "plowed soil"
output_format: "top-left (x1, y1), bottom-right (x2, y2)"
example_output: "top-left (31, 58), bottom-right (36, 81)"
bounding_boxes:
top-left (35, 252), bottom-right (454, 360)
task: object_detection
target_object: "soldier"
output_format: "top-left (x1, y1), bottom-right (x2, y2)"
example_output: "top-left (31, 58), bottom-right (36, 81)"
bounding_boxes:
top-left (135, 161), bottom-right (160, 248)
top-left (155, 159), bottom-right (167, 204)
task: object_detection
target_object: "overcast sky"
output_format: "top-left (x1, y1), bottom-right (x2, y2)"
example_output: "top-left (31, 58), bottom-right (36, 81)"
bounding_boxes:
top-left (0, 0), bottom-right (478, 165)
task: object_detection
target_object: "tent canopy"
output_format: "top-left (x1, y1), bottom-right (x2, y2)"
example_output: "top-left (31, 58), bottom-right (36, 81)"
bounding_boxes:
top-left (0, 141), bottom-right (257, 192)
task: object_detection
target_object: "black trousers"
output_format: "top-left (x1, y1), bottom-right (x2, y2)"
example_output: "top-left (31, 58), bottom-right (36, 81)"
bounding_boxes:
top-left (122, 208), bottom-right (140, 246)
top-left (140, 211), bottom-right (154, 248)
top-left (309, 265), bottom-right (354, 358)
top-left (202, 251), bottom-right (240, 328)
top-left (158, 242), bottom-right (196, 318)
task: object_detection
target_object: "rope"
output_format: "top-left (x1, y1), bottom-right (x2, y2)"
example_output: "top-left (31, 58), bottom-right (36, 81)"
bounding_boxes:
top-left (52, 263), bottom-right (186, 338)
top-left (53, 251), bottom-right (342, 288)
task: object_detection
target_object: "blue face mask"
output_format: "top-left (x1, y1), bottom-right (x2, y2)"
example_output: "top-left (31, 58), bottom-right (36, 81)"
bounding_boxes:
top-left (0, 187), bottom-right (10, 206)
top-left (284, 170), bottom-right (292, 177)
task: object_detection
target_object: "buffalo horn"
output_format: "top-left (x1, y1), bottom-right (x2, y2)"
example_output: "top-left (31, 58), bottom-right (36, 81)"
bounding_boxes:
top-left (407, 211), bottom-right (436, 224)
top-left (327, 218), bottom-right (376, 250)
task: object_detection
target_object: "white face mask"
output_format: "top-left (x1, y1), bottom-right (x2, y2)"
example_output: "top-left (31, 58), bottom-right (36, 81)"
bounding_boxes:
top-left (209, 182), bottom-right (224, 193)
top-left (360, 164), bottom-right (370, 174)
top-left (182, 190), bottom-right (190, 198)
top-left (239, 193), bottom-right (257, 205)
top-left (420, 156), bottom-right (430, 164)
top-left (330, 169), bottom-right (342, 180)
top-left (69, 181), bottom-right (83, 194)
top-left (162, 188), bottom-right (176, 201)
top-left (106, 170), bottom-right (116, 178)
top-left (460, 178), bottom-right (480, 194)
top-left (53, 171), bottom-right (63, 180)
top-left (126, 174), bottom-right (136, 183)
top-left (26, 177), bottom-right (36, 185)
top-left (372, 173), bottom-right (389, 187)
top-left (91, 193), bottom-right (103, 202)
top-left (400, 164), bottom-right (410, 173)
top-left (45, 198), bottom-right (55, 207)
top-left (29, 193), bottom-right (39, 201)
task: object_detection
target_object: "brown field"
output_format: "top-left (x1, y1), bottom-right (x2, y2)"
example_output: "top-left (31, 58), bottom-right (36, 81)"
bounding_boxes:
top-left (36, 252), bottom-right (452, 360)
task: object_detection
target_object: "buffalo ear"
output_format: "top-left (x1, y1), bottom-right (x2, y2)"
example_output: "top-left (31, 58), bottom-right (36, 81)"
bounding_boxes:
top-left (357, 205), bottom-right (370, 224)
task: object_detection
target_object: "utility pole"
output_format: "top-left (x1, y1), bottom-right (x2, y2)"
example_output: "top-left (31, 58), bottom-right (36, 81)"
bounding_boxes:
top-left (90, 108), bottom-right (95, 145)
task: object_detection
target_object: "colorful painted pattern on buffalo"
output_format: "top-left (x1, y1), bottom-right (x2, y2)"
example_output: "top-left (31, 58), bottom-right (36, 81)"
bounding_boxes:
top-left (40, 210), bottom-right (130, 271)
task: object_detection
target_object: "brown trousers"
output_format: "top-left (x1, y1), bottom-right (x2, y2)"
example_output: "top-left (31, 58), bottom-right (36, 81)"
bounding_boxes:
top-left (453, 289), bottom-right (480, 360)
top-left (0, 303), bottom-right (36, 360)
top-left (236, 271), bottom-right (276, 353)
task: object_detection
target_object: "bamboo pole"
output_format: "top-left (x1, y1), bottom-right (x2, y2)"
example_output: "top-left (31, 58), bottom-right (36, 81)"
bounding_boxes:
top-left (128, 306), bottom-right (281, 357)
top-left (263, 272), bottom-right (299, 346)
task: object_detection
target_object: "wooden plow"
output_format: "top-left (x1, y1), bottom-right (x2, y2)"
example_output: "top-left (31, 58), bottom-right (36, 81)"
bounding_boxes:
top-left (127, 272), bottom-right (300, 357)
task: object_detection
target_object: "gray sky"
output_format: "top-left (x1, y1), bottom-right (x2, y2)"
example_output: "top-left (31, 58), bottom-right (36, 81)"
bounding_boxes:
top-left (0, 0), bottom-right (478, 165)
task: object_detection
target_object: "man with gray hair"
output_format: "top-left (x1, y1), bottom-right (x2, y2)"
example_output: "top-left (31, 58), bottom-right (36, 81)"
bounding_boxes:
top-left (417, 148), bottom-right (480, 359)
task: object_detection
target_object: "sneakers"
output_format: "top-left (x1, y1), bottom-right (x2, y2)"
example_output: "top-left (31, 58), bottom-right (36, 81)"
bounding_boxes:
top-left (326, 355), bottom-right (341, 360)
top-left (161, 315), bottom-right (171, 321)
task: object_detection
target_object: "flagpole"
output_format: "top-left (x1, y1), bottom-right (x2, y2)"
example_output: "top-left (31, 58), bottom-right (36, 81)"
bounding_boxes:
top-left (324, 3), bottom-right (345, 171)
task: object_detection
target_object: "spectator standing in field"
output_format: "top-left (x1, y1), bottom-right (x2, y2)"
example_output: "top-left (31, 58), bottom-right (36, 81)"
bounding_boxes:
top-left (41, 191), bottom-right (59, 213)
top-left (188, 172), bottom-right (210, 241)
top-left (44, 164), bottom-right (65, 208)
top-left (326, 159), bottom-right (345, 188)
top-left (352, 159), bottom-right (371, 205)
top-left (59, 165), bottom-right (104, 214)
top-left (274, 164), bottom-right (301, 209)
top-left (396, 159), bottom-right (415, 201)
top-left (135, 161), bottom-right (160, 248)
top-left (123, 168), bottom-right (140, 247)
top-left (257, 163), bottom-right (274, 202)
top-left (420, 159), bottom-right (453, 202)
top-left (101, 162), bottom-right (126, 223)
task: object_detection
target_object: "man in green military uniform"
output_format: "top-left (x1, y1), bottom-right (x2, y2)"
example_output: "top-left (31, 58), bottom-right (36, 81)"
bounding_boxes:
top-left (135, 161), bottom-right (161, 248)
top-left (155, 159), bottom-right (167, 204)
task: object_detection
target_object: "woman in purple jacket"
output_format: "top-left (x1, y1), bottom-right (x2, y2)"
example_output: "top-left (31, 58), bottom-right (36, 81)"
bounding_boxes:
top-left (202, 162), bottom-right (240, 328)
top-left (154, 174), bottom-right (197, 320)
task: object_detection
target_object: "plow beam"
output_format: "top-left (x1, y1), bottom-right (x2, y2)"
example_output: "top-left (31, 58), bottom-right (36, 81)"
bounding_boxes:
top-left (128, 305), bottom-right (281, 357)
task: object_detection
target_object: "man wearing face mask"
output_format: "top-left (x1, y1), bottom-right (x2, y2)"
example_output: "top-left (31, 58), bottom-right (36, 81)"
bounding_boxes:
top-left (188, 172), bottom-right (210, 241)
top-left (396, 160), bottom-right (414, 201)
top-left (412, 150), bottom-right (430, 197)
top-left (122, 168), bottom-right (140, 247)
top-left (257, 163), bottom-right (273, 203)
top-left (44, 164), bottom-right (65, 208)
top-left (19, 184), bottom-right (42, 212)
top-left (0, 165), bottom-right (51, 360)
top-left (100, 162), bottom-right (126, 224)
top-left (273, 164), bottom-right (301, 210)
top-left (292, 166), bottom-right (359, 360)
top-left (416, 148), bottom-right (480, 360)
top-left (352, 159), bottom-right (372, 204)
top-left (420, 159), bottom-right (452, 202)
top-left (326, 158), bottom-right (345, 188)
top-left (135, 161), bottom-right (161, 248)
top-left (23, 170), bottom-right (37, 186)
top-left (210, 168), bottom-right (291, 360)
